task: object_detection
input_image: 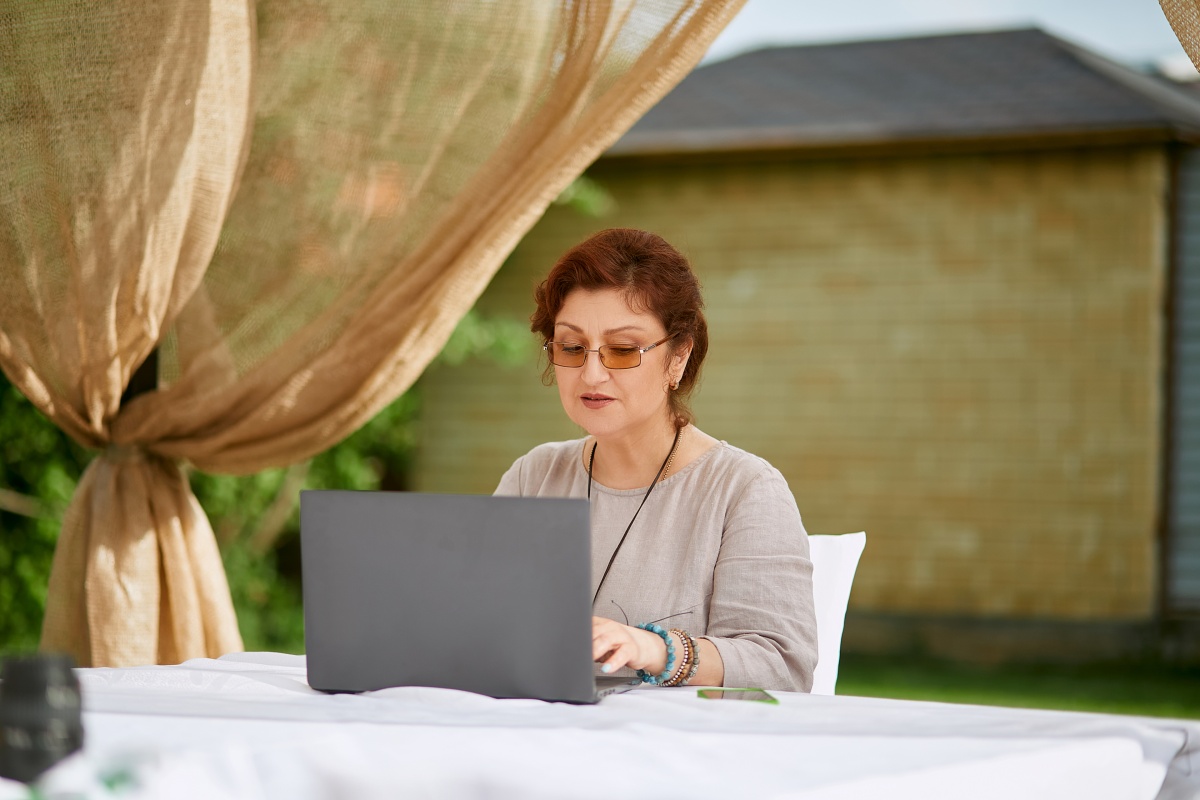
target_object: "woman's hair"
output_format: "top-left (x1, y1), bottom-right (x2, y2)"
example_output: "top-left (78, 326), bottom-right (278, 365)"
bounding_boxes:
top-left (531, 228), bottom-right (708, 428)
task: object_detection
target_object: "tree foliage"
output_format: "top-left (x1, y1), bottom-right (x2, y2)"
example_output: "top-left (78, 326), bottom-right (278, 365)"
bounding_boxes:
top-left (0, 381), bottom-right (93, 653)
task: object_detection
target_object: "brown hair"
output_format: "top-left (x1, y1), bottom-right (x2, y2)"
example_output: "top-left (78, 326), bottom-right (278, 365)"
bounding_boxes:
top-left (531, 228), bottom-right (708, 428)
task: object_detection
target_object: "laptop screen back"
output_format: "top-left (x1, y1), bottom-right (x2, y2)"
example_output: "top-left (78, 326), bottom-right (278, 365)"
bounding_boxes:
top-left (300, 490), bottom-right (596, 701)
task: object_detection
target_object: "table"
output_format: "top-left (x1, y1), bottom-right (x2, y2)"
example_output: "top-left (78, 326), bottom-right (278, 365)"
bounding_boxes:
top-left (3, 652), bottom-right (1196, 799)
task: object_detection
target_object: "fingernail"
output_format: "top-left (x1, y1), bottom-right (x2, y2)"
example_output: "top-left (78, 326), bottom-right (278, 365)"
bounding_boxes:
top-left (601, 664), bottom-right (613, 673)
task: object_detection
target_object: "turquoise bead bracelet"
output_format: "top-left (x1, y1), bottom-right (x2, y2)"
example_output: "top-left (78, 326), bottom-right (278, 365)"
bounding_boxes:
top-left (635, 622), bottom-right (676, 685)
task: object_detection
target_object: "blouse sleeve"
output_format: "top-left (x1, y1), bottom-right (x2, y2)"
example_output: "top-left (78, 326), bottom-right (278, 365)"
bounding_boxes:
top-left (493, 456), bottom-right (524, 496)
top-left (702, 466), bottom-right (819, 692)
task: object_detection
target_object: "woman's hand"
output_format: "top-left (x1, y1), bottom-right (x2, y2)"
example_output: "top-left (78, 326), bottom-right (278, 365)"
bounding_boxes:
top-left (591, 616), bottom-right (671, 675)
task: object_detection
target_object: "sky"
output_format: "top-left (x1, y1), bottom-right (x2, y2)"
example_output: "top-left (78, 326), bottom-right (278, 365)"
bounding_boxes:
top-left (703, 0), bottom-right (1194, 77)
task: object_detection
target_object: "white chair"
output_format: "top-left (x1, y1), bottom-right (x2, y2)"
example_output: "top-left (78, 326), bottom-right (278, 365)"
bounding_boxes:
top-left (807, 531), bottom-right (866, 695)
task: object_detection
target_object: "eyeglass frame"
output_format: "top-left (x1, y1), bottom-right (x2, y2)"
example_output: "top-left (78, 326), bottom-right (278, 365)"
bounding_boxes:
top-left (543, 334), bottom-right (675, 369)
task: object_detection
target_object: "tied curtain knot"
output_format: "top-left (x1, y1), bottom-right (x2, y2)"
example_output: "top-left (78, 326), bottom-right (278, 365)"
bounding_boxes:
top-left (40, 451), bottom-right (242, 667)
top-left (103, 443), bottom-right (150, 464)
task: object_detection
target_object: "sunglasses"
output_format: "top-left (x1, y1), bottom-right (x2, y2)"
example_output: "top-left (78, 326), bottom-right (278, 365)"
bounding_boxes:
top-left (543, 334), bottom-right (673, 369)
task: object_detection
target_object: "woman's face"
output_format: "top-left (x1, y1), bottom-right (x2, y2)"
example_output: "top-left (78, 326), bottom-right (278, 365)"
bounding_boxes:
top-left (552, 288), bottom-right (688, 442)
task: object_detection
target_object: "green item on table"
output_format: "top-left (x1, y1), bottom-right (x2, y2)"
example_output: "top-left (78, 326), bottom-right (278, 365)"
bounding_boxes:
top-left (697, 687), bottom-right (779, 704)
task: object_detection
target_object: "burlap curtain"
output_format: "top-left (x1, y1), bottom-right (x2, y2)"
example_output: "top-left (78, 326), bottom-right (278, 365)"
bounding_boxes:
top-left (0, 0), bottom-right (746, 667)
top-left (1163, 0), bottom-right (1200, 70)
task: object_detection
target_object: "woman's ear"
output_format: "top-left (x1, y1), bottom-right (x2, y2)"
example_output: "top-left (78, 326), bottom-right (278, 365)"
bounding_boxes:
top-left (672, 339), bottom-right (693, 380)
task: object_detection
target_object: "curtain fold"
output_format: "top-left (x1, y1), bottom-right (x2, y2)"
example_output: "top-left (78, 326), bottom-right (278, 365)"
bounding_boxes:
top-left (1, 0), bottom-right (747, 667)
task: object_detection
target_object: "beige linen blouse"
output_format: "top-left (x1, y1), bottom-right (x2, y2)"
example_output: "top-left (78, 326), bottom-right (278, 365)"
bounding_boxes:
top-left (495, 437), bottom-right (818, 692)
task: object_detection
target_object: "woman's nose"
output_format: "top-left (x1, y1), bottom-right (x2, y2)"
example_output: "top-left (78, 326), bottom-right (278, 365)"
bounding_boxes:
top-left (581, 350), bottom-right (609, 383)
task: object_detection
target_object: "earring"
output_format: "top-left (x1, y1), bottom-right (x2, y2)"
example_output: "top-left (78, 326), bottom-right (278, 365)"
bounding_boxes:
top-left (669, 377), bottom-right (680, 391)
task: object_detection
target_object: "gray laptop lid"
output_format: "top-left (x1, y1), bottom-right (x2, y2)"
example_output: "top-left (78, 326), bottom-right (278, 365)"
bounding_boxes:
top-left (300, 490), bottom-right (598, 702)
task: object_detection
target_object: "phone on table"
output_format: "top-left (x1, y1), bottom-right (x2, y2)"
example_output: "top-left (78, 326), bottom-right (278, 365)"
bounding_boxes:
top-left (696, 687), bottom-right (778, 704)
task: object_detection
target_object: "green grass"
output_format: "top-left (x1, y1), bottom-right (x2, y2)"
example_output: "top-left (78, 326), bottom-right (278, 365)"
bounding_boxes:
top-left (836, 654), bottom-right (1200, 720)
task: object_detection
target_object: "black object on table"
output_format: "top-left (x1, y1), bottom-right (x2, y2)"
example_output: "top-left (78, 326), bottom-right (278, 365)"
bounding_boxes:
top-left (0, 654), bottom-right (84, 784)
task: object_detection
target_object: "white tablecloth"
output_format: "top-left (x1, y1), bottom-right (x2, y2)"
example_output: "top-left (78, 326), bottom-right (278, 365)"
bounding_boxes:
top-left (4, 653), bottom-right (1196, 800)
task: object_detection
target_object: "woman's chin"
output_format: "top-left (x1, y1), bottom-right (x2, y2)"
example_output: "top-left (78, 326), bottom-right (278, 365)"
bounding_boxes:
top-left (569, 410), bottom-right (618, 438)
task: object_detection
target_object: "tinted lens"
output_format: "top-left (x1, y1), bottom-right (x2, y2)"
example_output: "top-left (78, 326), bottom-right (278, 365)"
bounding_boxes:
top-left (598, 345), bottom-right (641, 368)
top-left (548, 342), bottom-right (586, 366)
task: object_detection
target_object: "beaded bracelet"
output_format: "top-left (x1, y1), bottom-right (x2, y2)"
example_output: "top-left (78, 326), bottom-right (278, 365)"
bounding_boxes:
top-left (635, 622), bottom-right (676, 685)
top-left (664, 629), bottom-right (700, 687)
top-left (680, 631), bottom-right (701, 685)
top-left (664, 628), bottom-right (692, 686)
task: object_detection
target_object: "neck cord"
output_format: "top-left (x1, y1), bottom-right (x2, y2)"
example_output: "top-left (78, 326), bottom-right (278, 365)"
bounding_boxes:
top-left (588, 425), bottom-right (682, 606)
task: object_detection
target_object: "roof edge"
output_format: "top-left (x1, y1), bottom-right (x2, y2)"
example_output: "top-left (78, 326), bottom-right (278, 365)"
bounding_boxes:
top-left (703, 24), bottom-right (1045, 64)
top-left (1049, 34), bottom-right (1200, 129)
top-left (601, 125), bottom-right (1197, 163)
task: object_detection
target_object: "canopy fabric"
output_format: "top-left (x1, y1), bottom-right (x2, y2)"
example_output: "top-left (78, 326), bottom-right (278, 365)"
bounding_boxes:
top-left (1162, 0), bottom-right (1200, 71)
top-left (0, 0), bottom-right (746, 667)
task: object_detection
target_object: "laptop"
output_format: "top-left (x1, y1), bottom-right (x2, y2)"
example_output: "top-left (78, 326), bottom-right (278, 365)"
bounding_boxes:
top-left (300, 490), bottom-right (639, 703)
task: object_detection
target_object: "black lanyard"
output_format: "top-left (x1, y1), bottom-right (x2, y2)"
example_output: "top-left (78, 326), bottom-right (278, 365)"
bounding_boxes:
top-left (588, 426), bottom-right (681, 606)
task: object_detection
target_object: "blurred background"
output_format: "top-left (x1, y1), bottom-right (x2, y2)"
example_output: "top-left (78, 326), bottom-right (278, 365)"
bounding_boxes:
top-left (2, 0), bottom-right (1198, 715)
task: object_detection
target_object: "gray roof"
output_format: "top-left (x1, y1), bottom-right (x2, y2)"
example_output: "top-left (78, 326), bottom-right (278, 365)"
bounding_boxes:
top-left (608, 28), bottom-right (1200, 158)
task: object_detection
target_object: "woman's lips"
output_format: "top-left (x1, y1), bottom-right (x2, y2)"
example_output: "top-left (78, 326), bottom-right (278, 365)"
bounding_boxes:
top-left (581, 394), bottom-right (615, 410)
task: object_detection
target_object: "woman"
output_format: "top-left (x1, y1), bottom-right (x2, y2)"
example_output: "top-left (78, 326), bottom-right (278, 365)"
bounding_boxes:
top-left (495, 228), bottom-right (818, 692)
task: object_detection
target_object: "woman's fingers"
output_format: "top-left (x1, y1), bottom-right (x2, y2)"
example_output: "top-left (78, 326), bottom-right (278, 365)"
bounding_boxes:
top-left (597, 643), bottom-right (632, 673)
top-left (592, 617), bottom-right (635, 673)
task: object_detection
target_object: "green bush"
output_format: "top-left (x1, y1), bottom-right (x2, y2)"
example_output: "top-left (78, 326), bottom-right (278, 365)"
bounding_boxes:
top-left (0, 379), bottom-right (92, 654)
